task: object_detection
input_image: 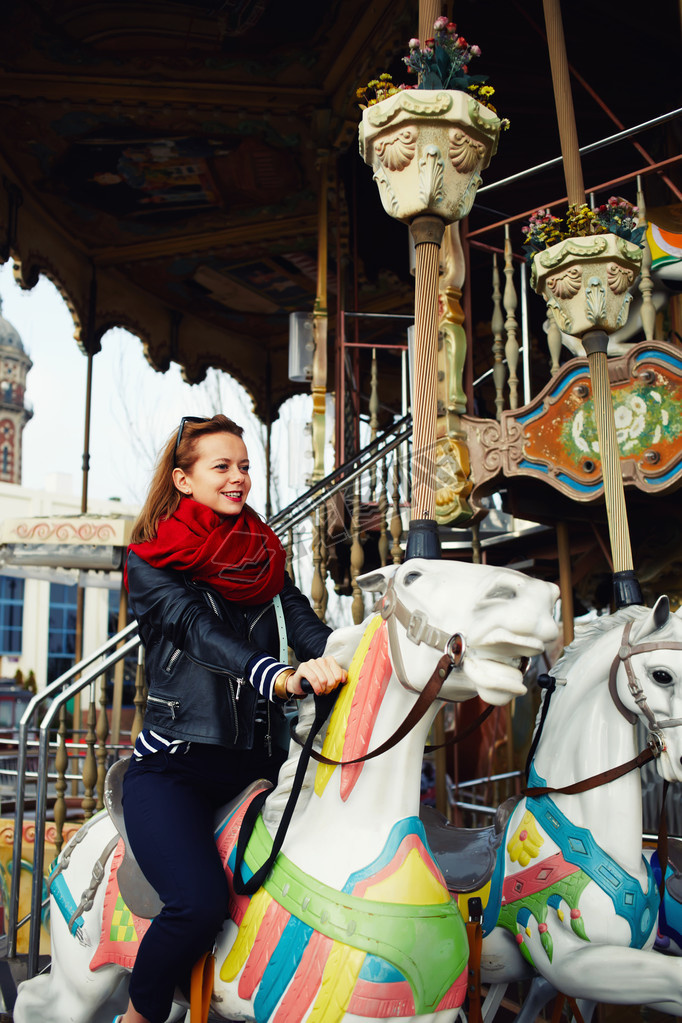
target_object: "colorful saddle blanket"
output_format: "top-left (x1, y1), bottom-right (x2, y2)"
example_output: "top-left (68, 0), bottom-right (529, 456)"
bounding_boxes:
top-left (89, 784), bottom-right (266, 972)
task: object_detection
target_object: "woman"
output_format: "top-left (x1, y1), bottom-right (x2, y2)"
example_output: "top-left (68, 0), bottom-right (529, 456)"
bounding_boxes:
top-left (117, 414), bottom-right (346, 1023)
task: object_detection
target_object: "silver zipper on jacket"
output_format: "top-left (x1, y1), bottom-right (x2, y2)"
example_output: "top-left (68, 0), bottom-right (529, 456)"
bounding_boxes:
top-left (165, 648), bottom-right (182, 672)
top-left (247, 604), bottom-right (271, 640)
top-left (147, 694), bottom-right (181, 720)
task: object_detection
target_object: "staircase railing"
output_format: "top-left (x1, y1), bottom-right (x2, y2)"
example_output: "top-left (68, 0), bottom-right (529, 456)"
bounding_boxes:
top-left (7, 624), bottom-right (140, 969)
top-left (270, 412), bottom-right (412, 535)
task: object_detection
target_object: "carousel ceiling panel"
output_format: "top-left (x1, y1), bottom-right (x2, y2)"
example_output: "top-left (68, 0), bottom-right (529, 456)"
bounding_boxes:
top-left (0, 0), bottom-right (408, 416)
top-left (0, 0), bottom-right (679, 419)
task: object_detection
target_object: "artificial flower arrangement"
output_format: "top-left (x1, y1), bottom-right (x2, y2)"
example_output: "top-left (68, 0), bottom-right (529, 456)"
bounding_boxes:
top-left (522, 198), bottom-right (644, 262)
top-left (357, 16), bottom-right (509, 127)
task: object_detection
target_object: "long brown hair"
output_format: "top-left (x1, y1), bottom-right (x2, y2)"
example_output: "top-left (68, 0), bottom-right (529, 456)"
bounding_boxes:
top-left (131, 415), bottom-right (245, 543)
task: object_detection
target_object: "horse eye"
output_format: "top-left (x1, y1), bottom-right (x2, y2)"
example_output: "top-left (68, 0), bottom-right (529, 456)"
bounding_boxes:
top-left (403, 572), bottom-right (421, 586)
top-left (652, 669), bottom-right (674, 686)
top-left (485, 587), bottom-right (516, 601)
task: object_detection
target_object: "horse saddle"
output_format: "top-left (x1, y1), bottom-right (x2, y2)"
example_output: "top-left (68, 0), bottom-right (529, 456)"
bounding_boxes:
top-left (104, 758), bottom-right (164, 920)
top-left (104, 758), bottom-right (274, 920)
top-left (420, 795), bottom-right (521, 894)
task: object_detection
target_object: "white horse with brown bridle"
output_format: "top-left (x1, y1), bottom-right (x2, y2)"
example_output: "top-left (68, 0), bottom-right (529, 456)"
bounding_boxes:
top-left (14, 559), bottom-right (559, 1023)
top-left (439, 597), bottom-right (682, 1022)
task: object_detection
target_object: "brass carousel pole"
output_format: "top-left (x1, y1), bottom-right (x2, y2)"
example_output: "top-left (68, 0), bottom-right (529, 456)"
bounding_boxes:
top-left (542, 0), bottom-right (642, 608)
top-left (406, 215), bottom-right (445, 559)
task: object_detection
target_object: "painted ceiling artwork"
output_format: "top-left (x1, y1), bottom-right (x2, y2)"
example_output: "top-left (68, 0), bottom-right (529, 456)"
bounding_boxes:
top-left (0, 0), bottom-right (678, 419)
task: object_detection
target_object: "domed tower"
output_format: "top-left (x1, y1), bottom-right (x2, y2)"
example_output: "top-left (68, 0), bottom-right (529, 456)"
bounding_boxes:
top-left (0, 297), bottom-right (32, 484)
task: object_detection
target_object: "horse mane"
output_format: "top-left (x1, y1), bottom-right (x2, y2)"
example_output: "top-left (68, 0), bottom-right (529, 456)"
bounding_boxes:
top-left (551, 605), bottom-right (647, 679)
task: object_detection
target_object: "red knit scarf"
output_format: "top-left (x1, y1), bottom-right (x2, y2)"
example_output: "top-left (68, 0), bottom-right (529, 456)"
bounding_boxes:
top-left (126, 497), bottom-right (286, 605)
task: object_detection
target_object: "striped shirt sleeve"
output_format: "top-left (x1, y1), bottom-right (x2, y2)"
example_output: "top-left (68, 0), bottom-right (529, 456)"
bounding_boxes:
top-left (133, 729), bottom-right (190, 759)
top-left (246, 654), bottom-right (293, 702)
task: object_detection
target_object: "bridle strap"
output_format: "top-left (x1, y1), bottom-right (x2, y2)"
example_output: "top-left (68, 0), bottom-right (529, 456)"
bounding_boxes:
top-left (525, 745), bottom-right (657, 798)
top-left (608, 620), bottom-right (682, 734)
top-left (378, 579), bottom-right (466, 693)
top-left (379, 580), bottom-right (454, 653)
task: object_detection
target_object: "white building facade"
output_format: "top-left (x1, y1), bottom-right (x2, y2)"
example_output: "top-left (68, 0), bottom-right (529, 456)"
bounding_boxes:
top-left (0, 478), bottom-right (137, 691)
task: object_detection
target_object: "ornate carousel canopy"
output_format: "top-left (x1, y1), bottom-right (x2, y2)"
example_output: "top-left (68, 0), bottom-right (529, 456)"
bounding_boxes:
top-left (0, 0), bottom-right (679, 421)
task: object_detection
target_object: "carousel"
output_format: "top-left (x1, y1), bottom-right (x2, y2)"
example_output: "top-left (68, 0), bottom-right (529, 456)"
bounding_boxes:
top-left (0, 0), bottom-right (681, 1020)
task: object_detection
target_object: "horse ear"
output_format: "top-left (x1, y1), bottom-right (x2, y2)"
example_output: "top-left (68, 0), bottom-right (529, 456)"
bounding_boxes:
top-left (630, 595), bottom-right (670, 643)
top-left (357, 566), bottom-right (397, 594)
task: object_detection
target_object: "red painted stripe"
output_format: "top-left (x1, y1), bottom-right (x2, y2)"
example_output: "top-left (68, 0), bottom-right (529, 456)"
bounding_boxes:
top-left (271, 931), bottom-right (334, 1023)
top-left (502, 852), bottom-right (579, 904)
top-left (348, 977), bottom-right (416, 1016)
top-left (238, 901), bottom-right (290, 999)
top-left (435, 966), bottom-right (468, 1009)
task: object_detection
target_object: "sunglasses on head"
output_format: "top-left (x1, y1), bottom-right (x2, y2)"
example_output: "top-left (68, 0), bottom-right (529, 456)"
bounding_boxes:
top-left (173, 416), bottom-right (210, 468)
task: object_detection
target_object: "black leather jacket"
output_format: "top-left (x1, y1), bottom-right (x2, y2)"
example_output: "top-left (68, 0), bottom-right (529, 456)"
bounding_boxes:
top-left (126, 550), bottom-right (332, 750)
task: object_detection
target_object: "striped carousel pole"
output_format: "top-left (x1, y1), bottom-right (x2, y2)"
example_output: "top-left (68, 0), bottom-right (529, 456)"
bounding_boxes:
top-left (541, 0), bottom-right (643, 608)
top-left (406, 215), bottom-right (446, 559)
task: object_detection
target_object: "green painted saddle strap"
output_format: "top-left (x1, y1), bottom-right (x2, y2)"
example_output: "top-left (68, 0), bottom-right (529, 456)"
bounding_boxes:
top-left (245, 815), bottom-right (468, 1013)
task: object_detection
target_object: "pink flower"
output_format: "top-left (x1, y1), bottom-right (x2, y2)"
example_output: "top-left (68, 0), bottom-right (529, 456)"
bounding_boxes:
top-left (447, 22), bottom-right (457, 33)
top-left (470, 44), bottom-right (481, 56)
top-left (434, 15), bottom-right (449, 30)
top-left (425, 37), bottom-right (435, 47)
top-left (458, 36), bottom-right (467, 47)
top-left (408, 37), bottom-right (420, 49)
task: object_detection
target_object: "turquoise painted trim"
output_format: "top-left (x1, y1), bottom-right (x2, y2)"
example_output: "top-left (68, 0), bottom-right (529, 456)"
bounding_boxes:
top-left (643, 466), bottom-right (682, 485)
top-left (556, 472), bottom-right (603, 494)
top-left (482, 809), bottom-right (515, 937)
top-left (360, 955), bottom-right (406, 982)
top-left (516, 368), bottom-right (587, 426)
top-left (516, 460), bottom-right (603, 495)
top-left (254, 916), bottom-right (313, 1023)
top-left (526, 765), bottom-right (659, 948)
top-left (518, 459), bottom-right (549, 473)
top-left (633, 349), bottom-right (682, 370)
top-left (48, 872), bottom-right (84, 937)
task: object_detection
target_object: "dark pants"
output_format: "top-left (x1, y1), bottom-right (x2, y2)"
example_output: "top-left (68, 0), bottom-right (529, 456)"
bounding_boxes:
top-left (121, 741), bottom-right (284, 1023)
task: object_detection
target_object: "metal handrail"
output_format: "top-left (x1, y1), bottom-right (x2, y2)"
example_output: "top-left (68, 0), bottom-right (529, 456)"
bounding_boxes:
top-left (25, 635), bottom-right (140, 976)
top-left (270, 413), bottom-right (413, 535)
top-left (7, 621), bottom-right (138, 960)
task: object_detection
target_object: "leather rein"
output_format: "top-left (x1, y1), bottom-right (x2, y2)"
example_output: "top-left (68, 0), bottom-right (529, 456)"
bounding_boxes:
top-left (234, 584), bottom-right (474, 895)
top-left (293, 576), bottom-right (493, 769)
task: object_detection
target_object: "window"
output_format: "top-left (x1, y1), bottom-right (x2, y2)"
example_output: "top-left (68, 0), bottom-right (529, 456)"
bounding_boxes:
top-left (0, 575), bottom-right (24, 655)
top-left (47, 582), bottom-right (78, 685)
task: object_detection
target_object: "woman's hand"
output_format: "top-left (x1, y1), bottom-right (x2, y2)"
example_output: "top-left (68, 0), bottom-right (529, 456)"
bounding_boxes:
top-left (282, 656), bottom-right (347, 698)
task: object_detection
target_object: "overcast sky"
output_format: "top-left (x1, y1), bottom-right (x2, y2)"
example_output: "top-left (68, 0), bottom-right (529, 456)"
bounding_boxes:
top-left (0, 260), bottom-right (315, 514)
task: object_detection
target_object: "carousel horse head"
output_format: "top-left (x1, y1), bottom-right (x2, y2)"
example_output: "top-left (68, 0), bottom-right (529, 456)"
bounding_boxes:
top-left (608, 596), bottom-right (682, 783)
top-left (357, 558), bottom-right (560, 706)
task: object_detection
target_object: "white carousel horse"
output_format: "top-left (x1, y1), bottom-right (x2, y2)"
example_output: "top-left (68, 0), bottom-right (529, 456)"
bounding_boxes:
top-left (443, 596), bottom-right (682, 1021)
top-left (13, 558), bottom-right (559, 1023)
